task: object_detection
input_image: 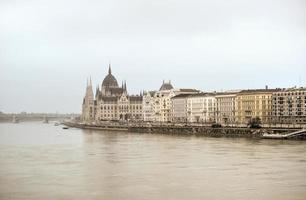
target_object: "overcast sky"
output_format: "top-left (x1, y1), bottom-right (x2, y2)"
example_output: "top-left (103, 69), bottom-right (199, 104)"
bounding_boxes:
top-left (0, 0), bottom-right (305, 113)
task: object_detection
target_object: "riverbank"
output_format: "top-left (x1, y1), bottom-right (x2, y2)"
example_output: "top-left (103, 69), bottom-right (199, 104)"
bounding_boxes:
top-left (63, 121), bottom-right (128, 131)
top-left (62, 121), bottom-right (306, 140)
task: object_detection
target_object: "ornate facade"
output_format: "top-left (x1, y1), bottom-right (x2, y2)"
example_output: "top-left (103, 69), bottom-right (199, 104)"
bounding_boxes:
top-left (143, 91), bottom-right (156, 122)
top-left (143, 81), bottom-right (199, 122)
top-left (82, 65), bottom-right (143, 123)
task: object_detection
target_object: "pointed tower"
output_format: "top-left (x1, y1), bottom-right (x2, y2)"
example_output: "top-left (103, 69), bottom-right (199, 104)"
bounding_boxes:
top-left (95, 85), bottom-right (100, 99)
top-left (123, 81), bottom-right (127, 95)
top-left (82, 76), bottom-right (94, 122)
top-left (108, 63), bottom-right (112, 74)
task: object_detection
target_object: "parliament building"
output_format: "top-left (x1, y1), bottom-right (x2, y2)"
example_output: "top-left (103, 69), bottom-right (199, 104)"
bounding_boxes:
top-left (82, 65), bottom-right (143, 123)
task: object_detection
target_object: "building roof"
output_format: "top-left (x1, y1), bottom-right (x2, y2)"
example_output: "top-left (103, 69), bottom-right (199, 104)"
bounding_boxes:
top-left (148, 91), bottom-right (156, 96)
top-left (215, 91), bottom-right (240, 96)
top-left (171, 93), bottom-right (192, 99)
top-left (101, 96), bottom-right (118, 102)
top-left (273, 87), bottom-right (306, 93)
top-left (188, 92), bottom-right (216, 97)
top-left (129, 96), bottom-right (143, 102)
top-left (239, 89), bottom-right (281, 94)
top-left (108, 87), bottom-right (123, 95)
top-left (159, 81), bottom-right (174, 91)
top-left (178, 88), bottom-right (200, 93)
top-left (102, 65), bottom-right (119, 88)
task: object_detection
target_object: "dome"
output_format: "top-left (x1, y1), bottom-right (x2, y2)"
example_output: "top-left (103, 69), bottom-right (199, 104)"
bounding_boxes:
top-left (159, 81), bottom-right (174, 91)
top-left (102, 66), bottom-right (119, 88)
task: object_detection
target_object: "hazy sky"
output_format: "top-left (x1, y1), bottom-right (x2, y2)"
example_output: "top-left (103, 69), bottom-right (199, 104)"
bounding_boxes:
top-left (0, 0), bottom-right (305, 113)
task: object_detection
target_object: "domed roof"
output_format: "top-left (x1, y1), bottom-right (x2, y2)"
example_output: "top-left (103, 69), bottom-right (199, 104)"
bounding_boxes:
top-left (159, 80), bottom-right (174, 91)
top-left (102, 66), bottom-right (119, 88)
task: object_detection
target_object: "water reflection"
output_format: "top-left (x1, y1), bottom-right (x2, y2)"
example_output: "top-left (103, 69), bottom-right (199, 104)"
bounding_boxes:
top-left (0, 122), bottom-right (306, 200)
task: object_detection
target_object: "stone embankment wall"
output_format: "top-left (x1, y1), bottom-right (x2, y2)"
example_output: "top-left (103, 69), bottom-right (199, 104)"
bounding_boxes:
top-left (63, 121), bottom-right (128, 131)
top-left (128, 126), bottom-right (296, 138)
top-left (63, 121), bottom-right (304, 140)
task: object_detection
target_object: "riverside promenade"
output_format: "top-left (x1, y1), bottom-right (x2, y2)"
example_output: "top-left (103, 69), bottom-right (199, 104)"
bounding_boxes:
top-left (63, 121), bottom-right (306, 140)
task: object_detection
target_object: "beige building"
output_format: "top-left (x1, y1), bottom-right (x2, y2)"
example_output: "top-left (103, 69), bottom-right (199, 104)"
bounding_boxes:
top-left (186, 93), bottom-right (217, 123)
top-left (235, 89), bottom-right (279, 125)
top-left (143, 91), bottom-right (156, 122)
top-left (82, 65), bottom-right (143, 122)
top-left (82, 78), bottom-right (95, 123)
top-left (216, 92), bottom-right (239, 125)
top-left (171, 94), bottom-right (190, 122)
top-left (272, 88), bottom-right (306, 124)
top-left (143, 81), bottom-right (199, 122)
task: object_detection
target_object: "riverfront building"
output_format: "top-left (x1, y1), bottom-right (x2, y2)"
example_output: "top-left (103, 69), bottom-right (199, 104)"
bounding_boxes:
top-left (215, 92), bottom-right (239, 125)
top-left (151, 81), bottom-right (174, 122)
top-left (81, 66), bottom-right (306, 126)
top-left (82, 78), bottom-right (95, 122)
top-left (142, 91), bottom-right (157, 122)
top-left (186, 93), bottom-right (217, 123)
top-left (272, 88), bottom-right (306, 124)
top-left (82, 65), bottom-right (143, 122)
top-left (171, 94), bottom-right (190, 122)
top-left (235, 89), bottom-right (280, 125)
top-left (143, 81), bottom-right (199, 122)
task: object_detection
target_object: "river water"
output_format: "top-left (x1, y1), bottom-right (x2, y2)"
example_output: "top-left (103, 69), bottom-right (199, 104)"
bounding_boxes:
top-left (0, 122), bottom-right (306, 200)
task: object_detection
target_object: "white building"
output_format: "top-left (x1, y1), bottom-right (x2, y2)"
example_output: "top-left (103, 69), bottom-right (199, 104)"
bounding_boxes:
top-left (171, 94), bottom-right (190, 122)
top-left (143, 81), bottom-right (199, 122)
top-left (143, 91), bottom-right (156, 122)
top-left (215, 92), bottom-right (239, 125)
top-left (186, 93), bottom-right (217, 123)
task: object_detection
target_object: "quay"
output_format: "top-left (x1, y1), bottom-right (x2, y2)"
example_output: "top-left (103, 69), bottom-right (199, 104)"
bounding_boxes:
top-left (62, 121), bottom-right (306, 140)
top-left (262, 129), bottom-right (306, 140)
top-left (63, 121), bottom-right (128, 131)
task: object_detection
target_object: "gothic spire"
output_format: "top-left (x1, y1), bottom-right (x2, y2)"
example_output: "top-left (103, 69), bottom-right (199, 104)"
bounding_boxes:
top-left (95, 85), bottom-right (100, 98)
top-left (108, 63), bottom-right (112, 74)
